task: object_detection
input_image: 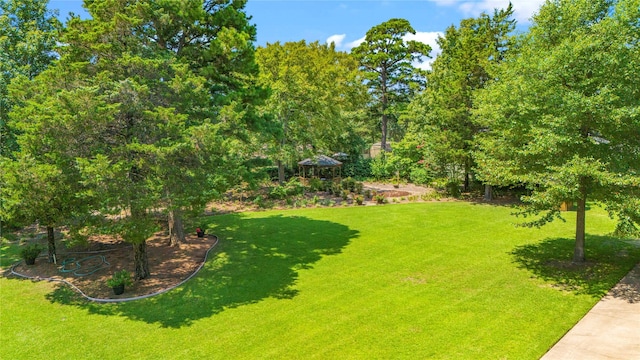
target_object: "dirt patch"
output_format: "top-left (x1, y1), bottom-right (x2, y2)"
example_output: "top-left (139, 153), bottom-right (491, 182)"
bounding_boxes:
top-left (10, 232), bottom-right (217, 300)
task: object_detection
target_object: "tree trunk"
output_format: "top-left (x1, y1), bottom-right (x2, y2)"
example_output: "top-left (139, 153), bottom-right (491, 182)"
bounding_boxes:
top-left (47, 226), bottom-right (56, 263)
top-left (381, 113), bottom-right (388, 152)
top-left (464, 159), bottom-right (471, 192)
top-left (484, 184), bottom-right (493, 201)
top-left (133, 241), bottom-right (150, 280)
top-left (277, 159), bottom-right (285, 185)
top-left (168, 209), bottom-right (185, 247)
top-left (573, 180), bottom-right (587, 263)
top-left (381, 69), bottom-right (389, 152)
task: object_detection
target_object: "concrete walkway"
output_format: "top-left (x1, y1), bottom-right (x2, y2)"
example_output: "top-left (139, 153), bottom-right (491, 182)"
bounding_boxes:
top-left (541, 263), bottom-right (640, 360)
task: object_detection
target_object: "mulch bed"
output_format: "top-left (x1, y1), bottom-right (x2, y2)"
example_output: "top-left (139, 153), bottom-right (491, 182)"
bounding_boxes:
top-left (10, 232), bottom-right (217, 300)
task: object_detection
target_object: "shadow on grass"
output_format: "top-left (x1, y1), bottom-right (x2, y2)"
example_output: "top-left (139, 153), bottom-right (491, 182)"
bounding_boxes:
top-left (46, 213), bottom-right (358, 328)
top-left (511, 235), bottom-right (640, 300)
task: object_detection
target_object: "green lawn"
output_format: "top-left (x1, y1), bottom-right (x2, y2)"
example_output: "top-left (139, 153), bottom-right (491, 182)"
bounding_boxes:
top-left (2, 202), bottom-right (639, 359)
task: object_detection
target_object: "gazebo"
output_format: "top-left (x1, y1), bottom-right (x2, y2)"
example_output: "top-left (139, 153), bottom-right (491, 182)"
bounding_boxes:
top-left (298, 155), bottom-right (342, 179)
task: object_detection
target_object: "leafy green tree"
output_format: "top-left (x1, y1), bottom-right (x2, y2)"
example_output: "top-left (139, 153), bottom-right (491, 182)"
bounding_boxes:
top-left (474, 0), bottom-right (640, 262)
top-left (0, 0), bottom-right (60, 157)
top-left (405, 6), bottom-right (515, 193)
top-left (132, 0), bottom-right (266, 245)
top-left (351, 18), bottom-right (431, 152)
top-left (256, 41), bottom-right (368, 184)
top-left (1, 71), bottom-right (105, 263)
top-left (14, 0), bottom-right (260, 279)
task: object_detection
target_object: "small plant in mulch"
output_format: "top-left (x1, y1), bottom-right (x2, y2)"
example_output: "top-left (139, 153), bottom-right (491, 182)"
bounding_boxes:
top-left (107, 269), bottom-right (133, 295)
top-left (20, 243), bottom-right (43, 265)
top-left (375, 194), bottom-right (386, 204)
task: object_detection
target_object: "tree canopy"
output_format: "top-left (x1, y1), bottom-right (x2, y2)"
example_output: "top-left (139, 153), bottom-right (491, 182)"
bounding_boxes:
top-left (474, 0), bottom-right (640, 262)
top-left (351, 18), bottom-right (431, 152)
top-left (405, 5), bottom-right (515, 193)
top-left (256, 41), bottom-right (368, 183)
top-left (0, 0), bottom-right (61, 156)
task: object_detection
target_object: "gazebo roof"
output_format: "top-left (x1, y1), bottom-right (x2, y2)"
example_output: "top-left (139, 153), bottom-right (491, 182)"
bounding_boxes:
top-left (298, 155), bottom-right (342, 167)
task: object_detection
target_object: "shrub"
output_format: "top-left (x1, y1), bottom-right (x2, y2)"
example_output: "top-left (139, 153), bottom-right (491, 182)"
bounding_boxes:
top-left (342, 157), bottom-right (372, 179)
top-left (308, 177), bottom-right (324, 192)
top-left (20, 243), bottom-right (43, 263)
top-left (285, 177), bottom-right (305, 196)
top-left (370, 156), bottom-right (392, 180)
top-left (364, 189), bottom-right (372, 199)
top-left (446, 181), bottom-right (461, 198)
top-left (354, 195), bottom-right (364, 205)
top-left (410, 167), bottom-right (434, 185)
top-left (331, 183), bottom-right (342, 196)
top-left (375, 194), bottom-right (386, 204)
top-left (269, 185), bottom-right (288, 199)
top-left (106, 269), bottom-right (133, 288)
top-left (341, 177), bottom-right (357, 192)
top-left (354, 182), bottom-right (364, 195)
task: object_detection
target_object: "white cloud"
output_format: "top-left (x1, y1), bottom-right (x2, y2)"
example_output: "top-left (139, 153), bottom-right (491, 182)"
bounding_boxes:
top-left (404, 31), bottom-right (443, 70)
top-left (326, 34), bottom-right (347, 47)
top-left (327, 31), bottom-right (442, 70)
top-left (433, 0), bottom-right (546, 24)
top-left (346, 36), bottom-right (366, 49)
top-left (429, 0), bottom-right (458, 5)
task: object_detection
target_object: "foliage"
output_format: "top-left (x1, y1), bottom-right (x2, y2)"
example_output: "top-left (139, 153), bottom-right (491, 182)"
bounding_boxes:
top-left (474, 0), bottom-right (640, 262)
top-left (3, 0), bottom-right (265, 279)
top-left (269, 178), bottom-right (305, 199)
top-left (404, 5), bottom-right (515, 190)
top-left (0, 0), bottom-right (61, 156)
top-left (370, 154), bottom-right (392, 180)
top-left (256, 41), bottom-right (368, 183)
top-left (306, 177), bottom-right (324, 192)
top-left (19, 243), bottom-right (42, 260)
top-left (342, 156), bottom-right (372, 180)
top-left (351, 18), bottom-right (431, 151)
top-left (106, 269), bottom-right (133, 288)
top-left (409, 167), bottom-right (434, 185)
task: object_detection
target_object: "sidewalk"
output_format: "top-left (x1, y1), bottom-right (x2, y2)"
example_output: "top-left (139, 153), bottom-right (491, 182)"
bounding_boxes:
top-left (541, 263), bottom-right (640, 360)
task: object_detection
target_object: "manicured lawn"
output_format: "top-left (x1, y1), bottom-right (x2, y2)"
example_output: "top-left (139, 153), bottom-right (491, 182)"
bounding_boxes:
top-left (2, 202), bottom-right (639, 359)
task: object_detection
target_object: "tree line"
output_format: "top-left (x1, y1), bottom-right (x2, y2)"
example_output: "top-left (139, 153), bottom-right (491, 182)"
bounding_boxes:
top-left (1, 0), bottom-right (638, 279)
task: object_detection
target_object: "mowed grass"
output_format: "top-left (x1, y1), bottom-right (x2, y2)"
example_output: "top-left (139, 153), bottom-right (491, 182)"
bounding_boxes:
top-left (2, 202), bottom-right (639, 359)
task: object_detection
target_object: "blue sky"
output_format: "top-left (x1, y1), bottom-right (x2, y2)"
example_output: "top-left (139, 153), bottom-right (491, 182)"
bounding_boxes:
top-left (48, 0), bottom-right (546, 67)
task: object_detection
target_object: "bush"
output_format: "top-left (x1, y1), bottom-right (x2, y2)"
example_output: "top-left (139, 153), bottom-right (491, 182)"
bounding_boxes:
top-left (307, 177), bottom-right (324, 192)
top-left (268, 185), bottom-right (288, 199)
top-left (341, 177), bottom-right (356, 192)
top-left (446, 181), bottom-right (461, 198)
top-left (268, 178), bottom-right (304, 199)
top-left (106, 269), bottom-right (133, 288)
top-left (284, 177), bottom-right (304, 196)
top-left (370, 155), bottom-right (392, 180)
top-left (354, 195), bottom-right (364, 205)
top-left (375, 194), bottom-right (386, 204)
top-left (20, 243), bottom-right (43, 262)
top-left (354, 182), bottom-right (364, 195)
top-left (342, 157), bottom-right (372, 179)
top-left (410, 167), bottom-right (434, 185)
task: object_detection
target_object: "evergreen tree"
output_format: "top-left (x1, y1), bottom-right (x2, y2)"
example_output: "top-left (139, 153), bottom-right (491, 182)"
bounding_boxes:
top-left (351, 18), bottom-right (430, 152)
